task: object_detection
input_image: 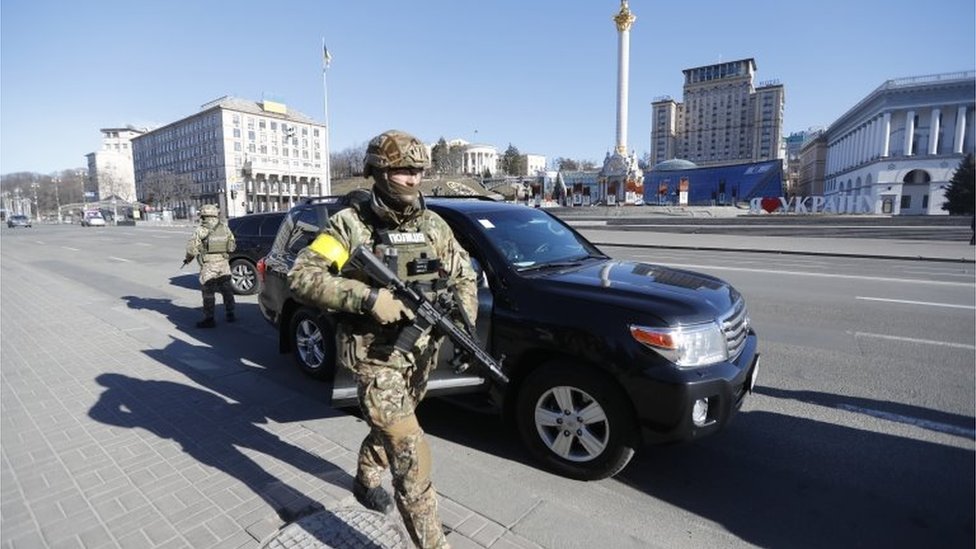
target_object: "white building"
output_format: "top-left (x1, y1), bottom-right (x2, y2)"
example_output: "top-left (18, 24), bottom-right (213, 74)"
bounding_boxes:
top-left (823, 71), bottom-right (975, 215)
top-left (85, 127), bottom-right (146, 204)
top-left (523, 154), bottom-right (546, 176)
top-left (132, 96), bottom-right (328, 218)
top-left (462, 144), bottom-right (499, 177)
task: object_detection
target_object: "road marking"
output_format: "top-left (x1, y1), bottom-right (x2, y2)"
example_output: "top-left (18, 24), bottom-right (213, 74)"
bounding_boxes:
top-left (108, 256), bottom-right (131, 263)
top-left (856, 296), bottom-right (975, 310)
top-left (656, 262), bottom-right (974, 287)
top-left (62, 246), bottom-right (80, 251)
top-left (837, 404), bottom-right (976, 440)
top-left (850, 331), bottom-right (976, 350)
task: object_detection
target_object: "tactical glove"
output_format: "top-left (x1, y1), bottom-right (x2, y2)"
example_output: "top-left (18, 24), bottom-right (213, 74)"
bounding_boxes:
top-left (366, 288), bottom-right (414, 324)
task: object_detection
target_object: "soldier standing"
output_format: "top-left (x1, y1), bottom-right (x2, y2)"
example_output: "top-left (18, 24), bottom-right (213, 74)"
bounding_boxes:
top-left (184, 204), bottom-right (236, 328)
top-left (288, 130), bottom-right (478, 548)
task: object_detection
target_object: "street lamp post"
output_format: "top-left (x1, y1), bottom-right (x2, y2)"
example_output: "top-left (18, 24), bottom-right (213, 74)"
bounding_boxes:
top-left (54, 177), bottom-right (62, 224)
top-left (284, 125), bottom-right (296, 209)
top-left (31, 180), bottom-right (39, 222)
top-left (80, 170), bottom-right (88, 214)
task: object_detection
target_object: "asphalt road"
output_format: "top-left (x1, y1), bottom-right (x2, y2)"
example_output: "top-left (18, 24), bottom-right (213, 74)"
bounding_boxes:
top-left (2, 223), bottom-right (974, 549)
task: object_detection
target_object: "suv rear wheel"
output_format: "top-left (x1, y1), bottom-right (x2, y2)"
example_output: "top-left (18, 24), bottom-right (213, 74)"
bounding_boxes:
top-left (516, 362), bottom-right (637, 480)
top-left (290, 307), bottom-right (336, 379)
top-left (230, 258), bottom-right (259, 295)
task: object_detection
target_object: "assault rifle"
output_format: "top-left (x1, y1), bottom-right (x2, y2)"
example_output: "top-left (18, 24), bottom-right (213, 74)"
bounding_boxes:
top-left (180, 257), bottom-right (192, 269)
top-left (346, 245), bottom-right (509, 385)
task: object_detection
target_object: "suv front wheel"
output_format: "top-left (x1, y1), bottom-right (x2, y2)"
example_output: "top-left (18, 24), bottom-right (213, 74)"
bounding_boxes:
top-left (516, 362), bottom-right (637, 480)
top-left (289, 307), bottom-right (336, 380)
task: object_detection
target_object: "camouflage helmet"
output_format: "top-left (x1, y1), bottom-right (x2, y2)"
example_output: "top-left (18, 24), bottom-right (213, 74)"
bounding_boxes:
top-left (363, 130), bottom-right (430, 178)
top-left (200, 204), bottom-right (219, 218)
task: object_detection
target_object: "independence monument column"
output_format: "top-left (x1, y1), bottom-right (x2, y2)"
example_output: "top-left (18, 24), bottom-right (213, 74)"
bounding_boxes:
top-left (600, 0), bottom-right (644, 205)
top-left (614, 0), bottom-right (635, 154)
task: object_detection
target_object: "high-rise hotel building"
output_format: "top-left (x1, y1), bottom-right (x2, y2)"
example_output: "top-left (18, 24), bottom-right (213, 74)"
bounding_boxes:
top-left (651, 58), bottom-right (785, 168)
top-left (132, 96), bottom-right (329, 218)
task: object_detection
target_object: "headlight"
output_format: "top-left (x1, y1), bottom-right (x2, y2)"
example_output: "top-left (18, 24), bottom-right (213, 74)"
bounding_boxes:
top-left (629, 322), bottom-right (727, 367)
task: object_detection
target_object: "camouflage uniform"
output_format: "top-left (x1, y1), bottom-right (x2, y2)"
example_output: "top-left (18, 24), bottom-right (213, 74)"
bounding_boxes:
top-left (289, 131), bottom-right (477, 549)
top-left (185, 205), bottom-right (236, 327)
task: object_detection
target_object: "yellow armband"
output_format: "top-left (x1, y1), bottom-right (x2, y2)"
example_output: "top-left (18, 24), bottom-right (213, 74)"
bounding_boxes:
top-left (309, 234), bottom-right (350, 269)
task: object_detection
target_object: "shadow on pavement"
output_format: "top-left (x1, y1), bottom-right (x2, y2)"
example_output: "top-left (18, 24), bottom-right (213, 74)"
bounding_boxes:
top-left (618, 408), bottom-right (975, 549)
top-left (109, 295), bottom-right (392, 544)
top-left (169, 273), bottom-right (201, 291)
top-left (119, 294), bottom-right (338, 423)
top-left (88, 373), bottom-right (350, 523)
top-left (415, 398), bottom-right (530, 468)
top-left (757, 386), bottom-right (976, 439)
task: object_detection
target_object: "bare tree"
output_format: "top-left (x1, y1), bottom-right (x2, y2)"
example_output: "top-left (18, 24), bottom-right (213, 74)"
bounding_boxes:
top-left (556, 157), bottom-right (579, 171)
top-left (330, 142), bottom-right (367, 178)
top-left (142, 170), bottom-right (194, 216)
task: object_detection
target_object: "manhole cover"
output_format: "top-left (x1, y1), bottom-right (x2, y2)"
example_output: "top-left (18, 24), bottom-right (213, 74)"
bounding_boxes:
top-left (261, 508), bottom-right (407, 549)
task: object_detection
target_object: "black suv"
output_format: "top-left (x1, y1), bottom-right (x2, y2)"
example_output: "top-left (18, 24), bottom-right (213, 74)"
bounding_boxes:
top-left (258, 196), bottom-right (760, 480)
top-left (227, 211), bottom-right (286, 294)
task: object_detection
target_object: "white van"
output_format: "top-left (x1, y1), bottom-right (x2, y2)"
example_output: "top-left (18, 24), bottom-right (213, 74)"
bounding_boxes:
top-left (81, 211), bottom-right (106, 227)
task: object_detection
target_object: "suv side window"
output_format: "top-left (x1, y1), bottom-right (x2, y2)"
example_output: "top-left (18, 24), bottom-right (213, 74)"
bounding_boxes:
top-left (259, 213), bottom-right (285, 236)
top-left (295, 207), bottom-right (320, 230)
top-left (286, 206), bottom-right (325, 255)
top-left (232, 216), bottom-right (262, 236)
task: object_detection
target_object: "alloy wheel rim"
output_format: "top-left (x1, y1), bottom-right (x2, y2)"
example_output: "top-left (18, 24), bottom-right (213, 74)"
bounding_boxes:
top-left (232, 265), bottom-right (255, 291)
top-left (533, 385), bottom-right (609, 462)
top-left (296, 319), bottom-right (324, 369)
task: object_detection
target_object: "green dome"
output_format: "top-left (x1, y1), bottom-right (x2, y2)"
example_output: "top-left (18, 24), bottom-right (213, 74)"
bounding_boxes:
top-left (652, 159), bottom-right (698, 171)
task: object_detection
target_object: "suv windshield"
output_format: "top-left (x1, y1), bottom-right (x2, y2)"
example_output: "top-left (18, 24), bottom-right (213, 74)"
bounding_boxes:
top-left (465, 207), bottom-right (605, 270)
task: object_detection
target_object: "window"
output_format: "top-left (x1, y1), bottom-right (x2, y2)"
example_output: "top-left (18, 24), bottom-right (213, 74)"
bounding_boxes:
top-left (900, 195), bottom-right (911, 209)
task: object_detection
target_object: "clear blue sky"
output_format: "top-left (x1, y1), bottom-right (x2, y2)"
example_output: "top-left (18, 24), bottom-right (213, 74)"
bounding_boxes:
top-left (2, 0), bottom-right (973, 175)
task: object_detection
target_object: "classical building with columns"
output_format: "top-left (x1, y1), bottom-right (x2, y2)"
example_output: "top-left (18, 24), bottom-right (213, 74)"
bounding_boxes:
top-left (132, 96), bottom-right (328, 218)
top-left (461, 143), bottom-right (499, 176)
top-left (822, 71), bottom-right (974, 215)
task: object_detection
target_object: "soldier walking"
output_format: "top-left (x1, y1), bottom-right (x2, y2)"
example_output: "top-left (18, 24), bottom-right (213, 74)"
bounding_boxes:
top-left (288, 130), bottom-right (478, 548)
top-left (184, 204), bottom-right (236, 328)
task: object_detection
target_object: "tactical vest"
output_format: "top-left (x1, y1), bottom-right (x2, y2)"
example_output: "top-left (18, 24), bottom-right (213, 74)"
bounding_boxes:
top-left (353, 195), bottom-right (447, 299)
top-left (204, 223), bottom-right (232, 254)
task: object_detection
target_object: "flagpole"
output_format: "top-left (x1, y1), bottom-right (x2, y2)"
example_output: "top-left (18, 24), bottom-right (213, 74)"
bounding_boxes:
top-left (321, 38), bottom-right (332, 195)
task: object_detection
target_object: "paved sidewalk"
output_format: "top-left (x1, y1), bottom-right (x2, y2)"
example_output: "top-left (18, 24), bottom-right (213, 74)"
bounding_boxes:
top-left (0, 255), bottom-right (544, 548)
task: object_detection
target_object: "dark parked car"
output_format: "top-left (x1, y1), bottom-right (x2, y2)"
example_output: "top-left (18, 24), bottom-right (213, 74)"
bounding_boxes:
top-left (257, 196), bottom-right (352, 375)
top-left (7, 215), bottom-right (31, 228)
top-left (258, 195), bottom-right (760, 480)
top-left (227, 211), bottom-right (286, 295)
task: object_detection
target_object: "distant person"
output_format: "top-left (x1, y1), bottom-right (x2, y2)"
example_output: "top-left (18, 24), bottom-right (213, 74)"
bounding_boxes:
top-left (183, 204), bottom-right (236, 328)
top-left (970, 215), bottom-right (974, 245)
top-left (288, 129), bottom-right (478, 548)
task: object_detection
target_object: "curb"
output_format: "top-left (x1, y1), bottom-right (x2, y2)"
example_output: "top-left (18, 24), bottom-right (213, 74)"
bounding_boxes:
top-left (587, 241), bottom-right (976, 264)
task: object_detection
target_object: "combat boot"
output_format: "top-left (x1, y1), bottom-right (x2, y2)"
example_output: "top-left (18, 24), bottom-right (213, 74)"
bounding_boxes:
top-left (196, 318), bottom-right (216, 329)
top-left (353, 479), bottom-right (393, 514)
